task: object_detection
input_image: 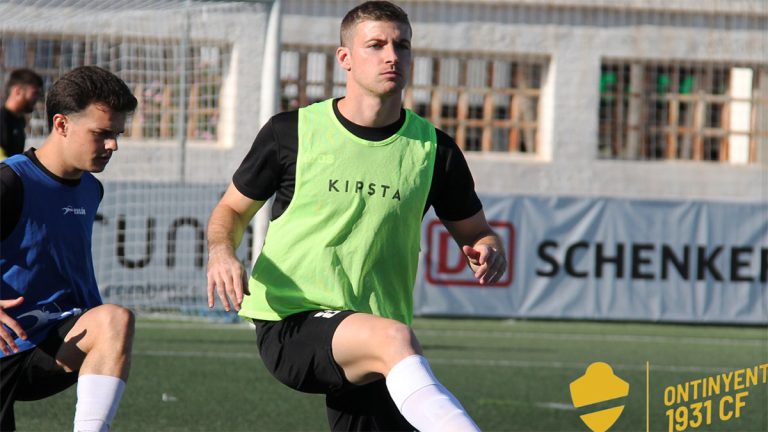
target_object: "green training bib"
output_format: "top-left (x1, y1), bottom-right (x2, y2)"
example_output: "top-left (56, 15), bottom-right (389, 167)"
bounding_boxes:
top-left (238, 99), bottom-right (436, 324)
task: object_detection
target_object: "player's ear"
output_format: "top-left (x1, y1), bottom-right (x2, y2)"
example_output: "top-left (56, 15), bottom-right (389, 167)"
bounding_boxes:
top-left (52, 114), bottom-right (68, 137)
top-left (336, 46), bottom-right (352, 71)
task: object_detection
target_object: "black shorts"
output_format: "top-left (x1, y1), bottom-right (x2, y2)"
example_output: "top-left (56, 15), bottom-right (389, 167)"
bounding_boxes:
top-left (253, 310), bottom-right (415, 432)
top-left (0, 314), bottom-right (81, 432)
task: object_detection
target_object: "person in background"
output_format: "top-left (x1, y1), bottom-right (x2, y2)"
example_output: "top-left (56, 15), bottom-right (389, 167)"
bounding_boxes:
top-left (1, 69), bottom-right (43, 159)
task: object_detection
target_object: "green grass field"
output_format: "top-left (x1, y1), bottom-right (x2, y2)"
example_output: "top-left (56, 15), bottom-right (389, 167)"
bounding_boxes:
top-left (15, 317), bottom-right (768, 432)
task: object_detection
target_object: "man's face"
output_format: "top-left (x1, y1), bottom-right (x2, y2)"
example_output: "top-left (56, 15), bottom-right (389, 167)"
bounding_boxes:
top-left (63, 104), bottom-right (127, 174)
top-left (17, 84), bottom-right (42, 113)
top-left (343, 20), bottom-right (412, 97)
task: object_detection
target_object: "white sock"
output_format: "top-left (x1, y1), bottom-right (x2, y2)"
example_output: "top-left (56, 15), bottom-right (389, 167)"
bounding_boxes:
top-left (74, 375), bottom-right (126, 432)
top-left (385, 355), bottom-right (480, 432)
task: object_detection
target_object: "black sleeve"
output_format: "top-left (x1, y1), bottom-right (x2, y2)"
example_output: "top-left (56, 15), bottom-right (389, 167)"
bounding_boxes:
top-left (232, 111), bottom-right (298, 202)
top-left (232, 118), bottom-right (282, 200)
top-left (1, 163), bottom-right (23, 241)
top-left (427, 128), bottom-right (483, 221)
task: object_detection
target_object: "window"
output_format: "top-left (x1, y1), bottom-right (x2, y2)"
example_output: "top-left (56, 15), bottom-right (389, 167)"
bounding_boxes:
top-left (0, 35), bottom-right (231, 141)
top-left (599, 61), bottom-right (767, 163)
top-left (280, 44), bottom-right (547, 153)
top-left (280, 47), bottom-right (345, 111)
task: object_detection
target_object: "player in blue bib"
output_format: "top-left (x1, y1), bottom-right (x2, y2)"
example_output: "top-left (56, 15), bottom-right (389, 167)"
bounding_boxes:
top-left (0, 66), bottom-right (137, 432)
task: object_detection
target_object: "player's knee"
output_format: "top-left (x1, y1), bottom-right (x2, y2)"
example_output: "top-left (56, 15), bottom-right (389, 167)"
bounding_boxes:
top-left (383, 321), bottom-right (413, 346)
top-left (93, 304), bottom-right (135, 344)
top-left (378, 321), bottom-right (418, 366)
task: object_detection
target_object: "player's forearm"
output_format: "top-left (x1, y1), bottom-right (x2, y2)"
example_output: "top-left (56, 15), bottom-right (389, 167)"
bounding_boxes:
top-left (206, 203), bottom-right (247, 255)
top-left (442, 210), bottom-right (502, 251)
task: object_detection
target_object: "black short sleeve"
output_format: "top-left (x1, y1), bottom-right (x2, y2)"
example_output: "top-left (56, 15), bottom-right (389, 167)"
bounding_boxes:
top-left (428, 129), bottom-right (483, 221)
top-left (232, 111), bottom-right (298, 220)
top-left (232, 118), bottom-right (281, 200)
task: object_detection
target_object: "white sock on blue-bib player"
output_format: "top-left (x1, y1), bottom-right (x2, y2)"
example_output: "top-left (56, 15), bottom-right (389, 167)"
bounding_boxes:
top-left (73, 374), bottom-right (125, 432)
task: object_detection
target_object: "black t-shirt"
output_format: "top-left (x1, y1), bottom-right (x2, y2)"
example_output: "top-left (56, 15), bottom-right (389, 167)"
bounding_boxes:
top-left (0, 148), bottom-right (104, 241)
top-left (233, 99), bottom-right (482, 221)
top-left (0, 105), bottom-right (27, 158)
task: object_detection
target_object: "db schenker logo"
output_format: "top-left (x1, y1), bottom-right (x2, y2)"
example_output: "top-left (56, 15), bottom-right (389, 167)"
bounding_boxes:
top-left (425, 220), bottom-right (515, 287)
top-left (570, 362), bottom-right (630, 432)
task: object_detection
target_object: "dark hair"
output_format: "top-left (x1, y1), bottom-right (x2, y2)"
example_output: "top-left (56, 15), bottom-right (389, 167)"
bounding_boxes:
top-left (340, 1), bottom-right (411, 47)
top-left (4, 68), bottom-right (43, 98)
top-left (46, 66), bottom-right (137, 129)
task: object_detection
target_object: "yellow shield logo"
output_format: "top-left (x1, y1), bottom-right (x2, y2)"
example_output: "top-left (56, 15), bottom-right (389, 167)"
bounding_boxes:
top-left (570, 362), bottom-right (630, 432)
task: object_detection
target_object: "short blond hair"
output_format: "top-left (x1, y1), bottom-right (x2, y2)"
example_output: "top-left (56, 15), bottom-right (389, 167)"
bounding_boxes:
top-left (340, 1), bottom-right (411, 47)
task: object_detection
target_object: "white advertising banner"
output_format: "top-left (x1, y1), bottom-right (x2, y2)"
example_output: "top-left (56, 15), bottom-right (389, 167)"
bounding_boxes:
top-left (93, 183), bottom-right (767, 323)
top-left (415, 195), bottom-right (768, 324)
top-left (93, 183), bottom-right (252, 313)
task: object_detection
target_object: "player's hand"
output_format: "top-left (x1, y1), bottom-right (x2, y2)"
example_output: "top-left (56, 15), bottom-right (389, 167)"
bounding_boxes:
top-left (463, 244), bottom-right (507, 285)
top-left (206, 246), bottom-right (249, 312)
top-left (0, 297), bottom-right (27, 355)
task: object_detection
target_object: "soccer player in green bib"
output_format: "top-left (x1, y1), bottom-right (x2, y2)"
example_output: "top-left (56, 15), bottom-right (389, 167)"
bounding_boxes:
top-left (206, 2), bottom-right (506, 430)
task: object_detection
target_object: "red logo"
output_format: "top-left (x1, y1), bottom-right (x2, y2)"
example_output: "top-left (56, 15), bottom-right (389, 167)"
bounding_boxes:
top-left (425, 219), bottom-right (515, 287)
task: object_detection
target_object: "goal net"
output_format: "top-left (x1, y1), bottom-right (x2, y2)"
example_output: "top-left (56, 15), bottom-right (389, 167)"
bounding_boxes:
top-left (0, 0), bottom-right (278, 320)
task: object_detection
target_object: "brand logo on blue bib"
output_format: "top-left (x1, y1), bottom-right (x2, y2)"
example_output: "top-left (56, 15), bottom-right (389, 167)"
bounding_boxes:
top-left (62, 206), bottom-right (86, 215)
